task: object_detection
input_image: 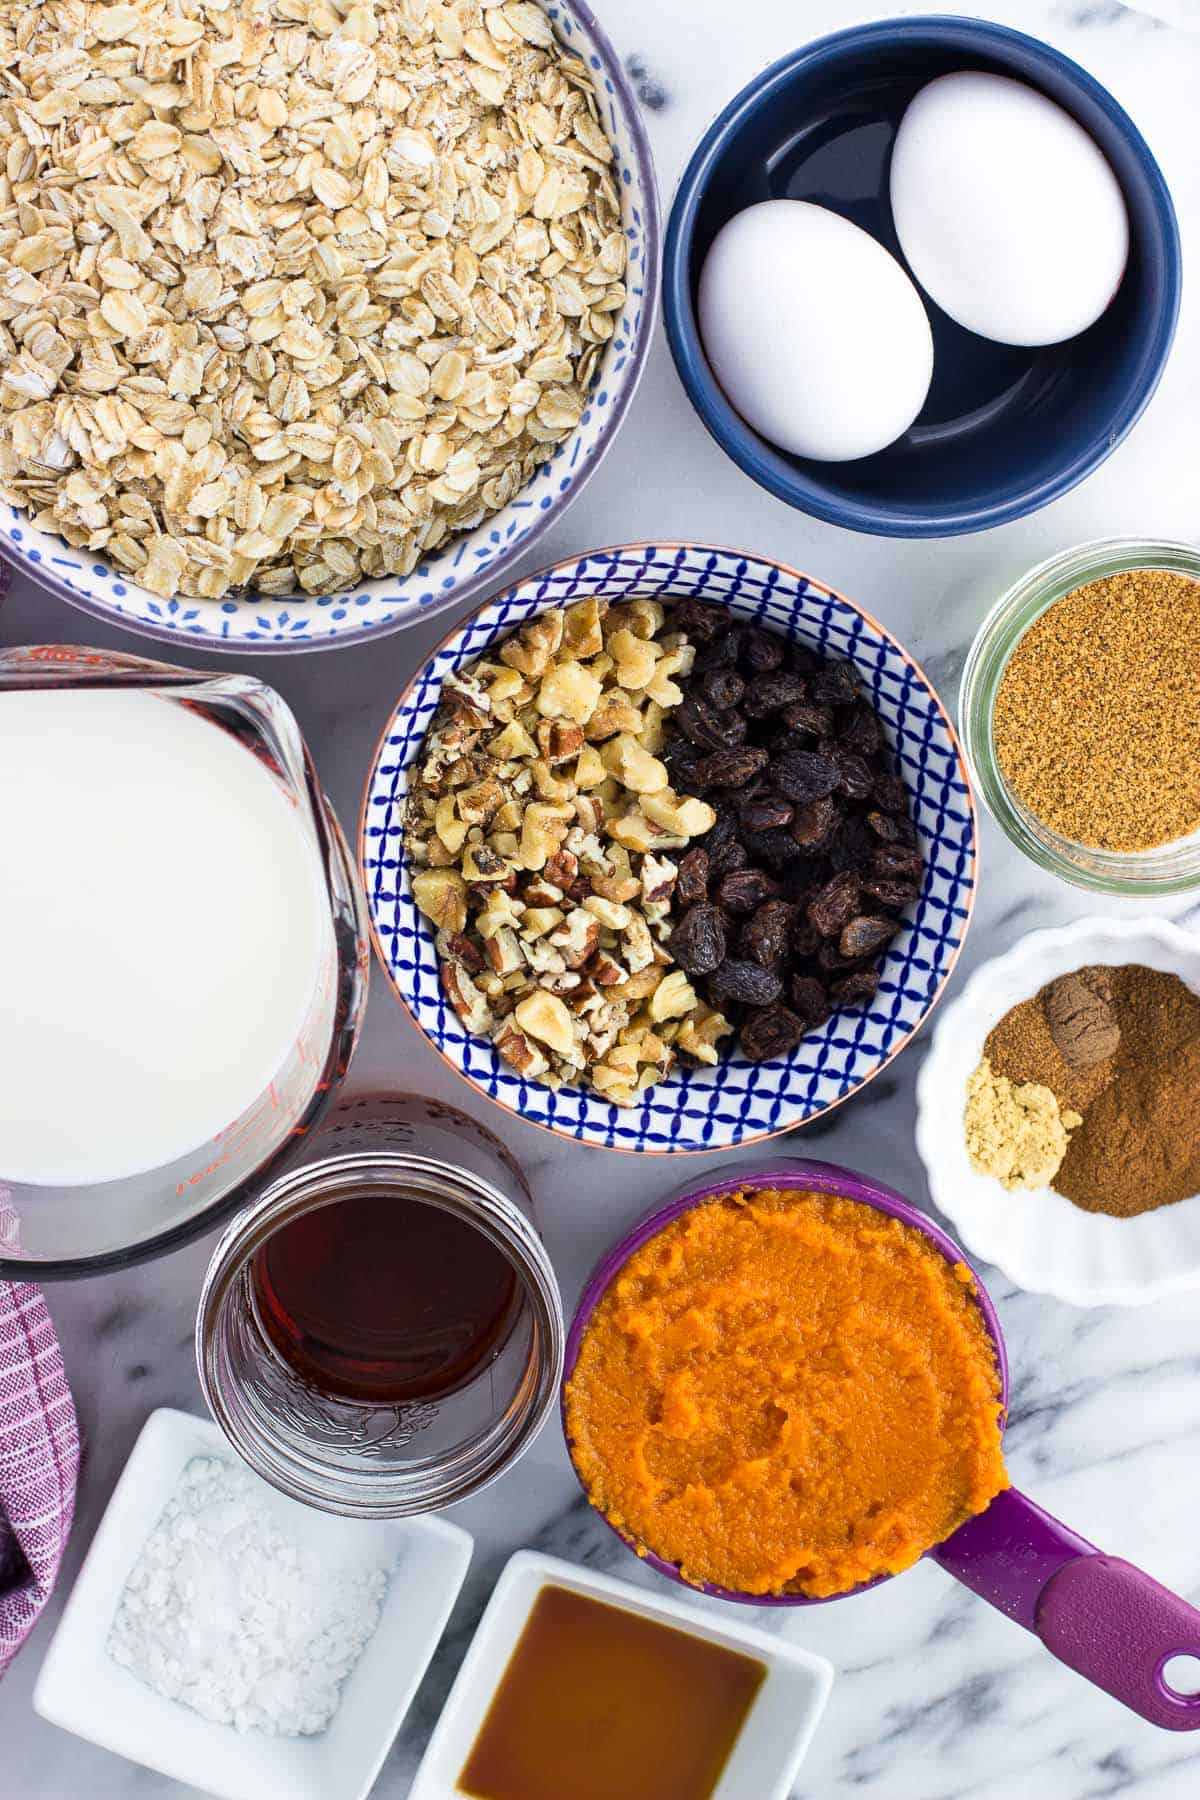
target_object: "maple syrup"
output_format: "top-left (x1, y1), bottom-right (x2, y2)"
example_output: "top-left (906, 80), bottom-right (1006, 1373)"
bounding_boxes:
top-left (252, 1189), bottom-right (520, 1404)
top-left (197, 1092), bottom-right (564, 1515)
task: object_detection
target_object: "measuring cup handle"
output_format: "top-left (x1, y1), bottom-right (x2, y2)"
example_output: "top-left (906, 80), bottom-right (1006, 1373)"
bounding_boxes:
top-left (934, 1488), bottom-right (1200, 1730)
top-left (1037, 1554), bottom-right (1200, 1729)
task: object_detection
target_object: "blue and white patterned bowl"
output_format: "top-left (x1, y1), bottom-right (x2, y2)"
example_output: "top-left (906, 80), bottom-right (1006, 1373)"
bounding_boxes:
top-left (361, 544), bottom-right (977, 1153)
top-left (0, 0), bottom-right (658, 655)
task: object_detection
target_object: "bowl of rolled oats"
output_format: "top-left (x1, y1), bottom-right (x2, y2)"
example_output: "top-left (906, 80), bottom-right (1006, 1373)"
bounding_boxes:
top-left (360, 543), bottom-right (978, 1152)
top-left (0, 0), bottom-right (656, 650)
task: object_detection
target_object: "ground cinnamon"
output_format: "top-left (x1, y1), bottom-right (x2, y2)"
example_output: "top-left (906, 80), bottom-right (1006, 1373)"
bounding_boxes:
top-left (1055, 969), bottom-right (1200, 1216)
top-left (982, 965), bottom-right (1200, 1218)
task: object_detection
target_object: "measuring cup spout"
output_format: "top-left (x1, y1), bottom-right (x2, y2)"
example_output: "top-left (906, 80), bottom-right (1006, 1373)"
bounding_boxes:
top-left (934, 1487), bottom-right (1200, 1730)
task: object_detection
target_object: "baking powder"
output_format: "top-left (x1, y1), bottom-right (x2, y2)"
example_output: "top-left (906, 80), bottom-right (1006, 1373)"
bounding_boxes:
top-left (108, 1456), bottom-right (389, 1736)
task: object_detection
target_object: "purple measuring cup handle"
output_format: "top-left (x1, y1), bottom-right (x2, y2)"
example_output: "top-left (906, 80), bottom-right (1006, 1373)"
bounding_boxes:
top-left (935, 1488), bottom-right (1200, 1730)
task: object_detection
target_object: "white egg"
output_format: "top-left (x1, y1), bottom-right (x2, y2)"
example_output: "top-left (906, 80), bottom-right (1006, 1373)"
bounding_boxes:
top-left (890, 71), bottom-right (1129, 347)
top-left (696, 200), bottom-right (934, 462)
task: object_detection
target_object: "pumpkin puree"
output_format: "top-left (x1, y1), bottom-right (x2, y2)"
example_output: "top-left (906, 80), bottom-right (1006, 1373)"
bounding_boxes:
top-left (565, 1189), bottom-right (1008, 1597)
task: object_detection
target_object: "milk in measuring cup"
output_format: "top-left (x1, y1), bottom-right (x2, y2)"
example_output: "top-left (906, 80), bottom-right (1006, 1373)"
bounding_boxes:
top-left (0, 690), bottom-right (332, 1185)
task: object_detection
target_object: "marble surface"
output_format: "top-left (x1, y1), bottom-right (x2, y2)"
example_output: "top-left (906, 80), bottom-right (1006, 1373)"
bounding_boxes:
top-left (3, 1), bottom-right (1200, 1795)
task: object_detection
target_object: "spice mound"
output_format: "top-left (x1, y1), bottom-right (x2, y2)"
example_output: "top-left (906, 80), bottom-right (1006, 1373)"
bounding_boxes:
top-left (969, 963), bottom-right (1200, 1216)
top-left (0, 0), bottom-right (624, 600)
top-left (564, 1188), bottom-right (1008, 1598)
top-left (404, 597), bottom-right (922, 1103)
top-left (993, 568), bottom-right (1200, 851)
top-left (965, 1057), bottom-right (1080, 1192)
top-left (108, 1456), bottom-right (390, 1735)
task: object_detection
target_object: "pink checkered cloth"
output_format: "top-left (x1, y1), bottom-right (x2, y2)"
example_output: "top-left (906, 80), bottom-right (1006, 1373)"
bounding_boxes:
top-left (0, 1282), bottom-right (80, 1677)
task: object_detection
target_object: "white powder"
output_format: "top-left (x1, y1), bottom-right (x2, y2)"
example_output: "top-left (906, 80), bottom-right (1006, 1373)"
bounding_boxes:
top-left (108, 1456), bottom-right (390, 1736)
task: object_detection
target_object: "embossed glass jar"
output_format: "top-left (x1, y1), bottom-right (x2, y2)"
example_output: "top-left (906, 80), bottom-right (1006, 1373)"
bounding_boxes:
top-left (196, 1092), bottom-right (563, 1517)
top-left (959, 537), bottom-right (1200, 894)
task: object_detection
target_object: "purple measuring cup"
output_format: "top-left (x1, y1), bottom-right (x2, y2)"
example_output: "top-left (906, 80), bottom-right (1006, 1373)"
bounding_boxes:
top-left (562, 1158), bottom-right (1200, 1730)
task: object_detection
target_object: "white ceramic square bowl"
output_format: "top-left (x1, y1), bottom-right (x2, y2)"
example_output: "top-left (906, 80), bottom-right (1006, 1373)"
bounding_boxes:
top-left (33, 1408), bottom-right (473, 1800)
top-left (408, 1550), bottom-right (833, 1800)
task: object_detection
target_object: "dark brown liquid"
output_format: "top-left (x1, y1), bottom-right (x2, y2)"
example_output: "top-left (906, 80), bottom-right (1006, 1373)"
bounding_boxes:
top-left (252, 1191), bottom-right (519, 1403)
top-left (458, 1584), bottom-right (766, 1800)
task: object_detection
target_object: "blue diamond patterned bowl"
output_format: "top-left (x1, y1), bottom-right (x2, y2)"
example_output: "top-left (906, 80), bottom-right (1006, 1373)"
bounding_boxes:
top-left (0, 0), bottom-right (658, 654)
top-left (360, 543), bottom-right (977, 1152)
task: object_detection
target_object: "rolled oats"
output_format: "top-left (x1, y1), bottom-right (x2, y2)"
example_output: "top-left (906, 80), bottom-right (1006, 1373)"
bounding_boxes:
top-left (406, 598), bottom-right (733, 1107)
top-left (0, 0), bottom-right (626, 601)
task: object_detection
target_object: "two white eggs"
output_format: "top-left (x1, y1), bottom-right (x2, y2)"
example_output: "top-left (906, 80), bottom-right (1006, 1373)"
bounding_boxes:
top-left (697, 72), bottom-right (1130, 463)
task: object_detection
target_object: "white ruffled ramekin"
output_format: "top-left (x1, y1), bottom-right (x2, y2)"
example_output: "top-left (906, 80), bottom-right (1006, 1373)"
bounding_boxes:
top-left (916, 916), bottom-right (1200, 1307)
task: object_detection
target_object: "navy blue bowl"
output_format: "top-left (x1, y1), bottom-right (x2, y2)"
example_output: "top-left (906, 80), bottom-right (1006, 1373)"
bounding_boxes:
top-left (664, 16), bottom-right (1182, 538)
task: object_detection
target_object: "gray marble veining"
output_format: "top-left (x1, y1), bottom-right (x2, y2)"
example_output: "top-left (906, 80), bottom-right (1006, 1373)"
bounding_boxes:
top-left (3, 1), bottom-right (1200, 1795)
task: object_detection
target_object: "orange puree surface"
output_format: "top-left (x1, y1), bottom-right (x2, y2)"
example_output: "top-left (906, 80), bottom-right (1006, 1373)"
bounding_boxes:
top-left (565, 1189), bottom-right (1008, 1598)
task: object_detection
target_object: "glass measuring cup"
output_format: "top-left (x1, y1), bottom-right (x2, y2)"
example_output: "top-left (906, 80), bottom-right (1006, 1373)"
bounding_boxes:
top-left (0, 644), bottom-right (368, 1278)
top-left (563, 1159), bottom-right (1200, 1731)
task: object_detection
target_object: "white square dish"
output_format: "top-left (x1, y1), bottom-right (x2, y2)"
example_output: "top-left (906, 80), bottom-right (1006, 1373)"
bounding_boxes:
top-left (33, 1407), bottom-right (473, 1800)
top-left (408, 1550), bottom-right (833, 1800)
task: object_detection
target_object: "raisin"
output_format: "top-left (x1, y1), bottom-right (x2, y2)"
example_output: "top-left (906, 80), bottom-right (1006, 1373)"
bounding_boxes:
top-left (832, 969), bottom-right (880, 1007)
top-left (787, 642), bottom-right (821, 675)
top-left (838, 701), bottom-right (882, 754)
top-left (741, 826), bottom-right (808, 866)
top-left (740, 792), bottom-right (794, 833)
top-left (774, 750), bottom-right (840, 805)
top-left (839, 914), bottom-right (900, 960)
top-left (705, 805), bottom-right (740, 853)
top-left (675, 695), bottom-right (747, 751)
top-left (790, 795), bottom-right (839, 847)
top-left (740, 898), bottom-right (794, 969)
top-left (777, 854), bottom-right (829, 899)
top-left (691, 746), bottom-right (768, 788)
top-left (742, 672), bottom-right (808, 718)
top-left (662, 738), bottom-right (708, 785)
top-left (670, 598), bottom-right (725, 642)
top-left (667, 903), bottom-right (726, 976)
top-left (740, 1005), bottom-right (808, 1062)
top-left (790, 914), bottom-right (821, 959)
top-left (675, 846), bottom-right (710, 908)
top-left (807, 871), bottom-right (861, 937)
top-left (707, 960), bottom-right (784, 1008)
top-left (861, 875), bottom-right (920, 908)
top-left (699, 668), bottom-right (745, 710)
top-left (740, 628), bottom-right (786, 674)
top-left (790, 975), bottom-right (831, 1027)
top-left (810, 662), bottom-right (859, 705)
top-left (817, 941), bottom-right (864, 975)
top-left (872, 846), bottom-right (923, 879)
top-left (779, 700), bottom-right (834, 738)
top-left (694, 630), bottom-right (741, 672)
top-left (823, 745), bottom-right (874, 801)
top-left (708, 837), bottom-right (748, 881)
top-left (867, 809), bottom-right (902, 842)
top-left (716, 867), bottom-right (780, 914)
top-left (828, 816), bottom-right (877, 872)
top-left (871, 771), bottom-right (909, 814)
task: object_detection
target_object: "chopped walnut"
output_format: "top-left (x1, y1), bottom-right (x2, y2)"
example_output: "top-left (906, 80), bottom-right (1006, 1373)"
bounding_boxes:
top-left (405, 598), bottom-right (724, 1104)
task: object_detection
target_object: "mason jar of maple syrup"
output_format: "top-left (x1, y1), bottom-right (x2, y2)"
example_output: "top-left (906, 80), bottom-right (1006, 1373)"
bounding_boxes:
top-left (195, 1092), bottom-right (563, 1517)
